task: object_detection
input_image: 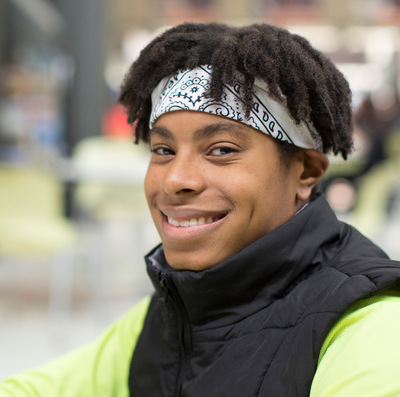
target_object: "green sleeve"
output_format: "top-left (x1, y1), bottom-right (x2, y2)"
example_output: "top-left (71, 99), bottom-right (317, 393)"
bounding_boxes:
top-left (0, 296), bottom-right (151, 397)
top-left (310, 290), bottom-right (400, 397)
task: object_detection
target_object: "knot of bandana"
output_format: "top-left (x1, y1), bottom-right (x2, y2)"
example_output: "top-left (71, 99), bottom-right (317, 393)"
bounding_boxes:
top-left (150, 65), bottom-right (322, 151)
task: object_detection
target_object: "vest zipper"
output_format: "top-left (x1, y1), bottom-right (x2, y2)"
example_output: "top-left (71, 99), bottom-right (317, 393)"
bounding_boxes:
top-left (159, 272), bottom-right (192, 396)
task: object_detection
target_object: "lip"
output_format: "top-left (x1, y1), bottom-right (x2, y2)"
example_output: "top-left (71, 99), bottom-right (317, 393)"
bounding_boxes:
top-left (160, 210), bottom-right (228, 241)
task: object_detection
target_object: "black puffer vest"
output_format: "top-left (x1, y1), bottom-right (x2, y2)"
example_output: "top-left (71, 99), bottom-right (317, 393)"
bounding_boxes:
top-left (129, 196), bottom-right (400, 396)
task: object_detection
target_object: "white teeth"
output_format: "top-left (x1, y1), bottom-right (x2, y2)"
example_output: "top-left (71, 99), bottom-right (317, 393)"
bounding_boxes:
top-left (168, 217), bottom-right (180, 227)
top-left (167, 215), bottom-right (217, 227)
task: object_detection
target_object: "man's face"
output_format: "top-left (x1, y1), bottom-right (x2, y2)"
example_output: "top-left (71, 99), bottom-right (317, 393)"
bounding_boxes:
top-left (145, 111), bottom-right (303, 270)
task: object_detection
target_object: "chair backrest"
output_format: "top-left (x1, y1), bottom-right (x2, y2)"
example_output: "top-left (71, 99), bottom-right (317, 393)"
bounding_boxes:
top-left (351, 155), bottom-right (400, 237)
top-left (72, 136), bottom-right (150, 219)
top-left (0, 165), bottom-right (65, 222)
top-left (0, 165), bottom-right (76, 257)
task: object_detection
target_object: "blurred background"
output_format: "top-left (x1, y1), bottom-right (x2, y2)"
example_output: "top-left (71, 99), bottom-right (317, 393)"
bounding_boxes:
top-left (1, 0), bottom-right (400, 380)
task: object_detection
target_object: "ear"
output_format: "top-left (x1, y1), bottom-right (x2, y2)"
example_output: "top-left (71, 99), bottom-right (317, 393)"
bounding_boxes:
top-left (296, 149), bottom-right (329, 202)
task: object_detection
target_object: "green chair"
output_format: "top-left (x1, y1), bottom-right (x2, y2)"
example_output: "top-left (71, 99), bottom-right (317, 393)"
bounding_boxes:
top-left (0, 164), bottom-right (78, 334)
top-left (0, 166), bottom-right (77, 256)
top-left (351, 155), bottom-right (400, 239)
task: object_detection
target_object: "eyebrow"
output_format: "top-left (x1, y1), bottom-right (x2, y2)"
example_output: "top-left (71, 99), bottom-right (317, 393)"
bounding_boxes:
top-left (149, 120), bottom-right (250, 141)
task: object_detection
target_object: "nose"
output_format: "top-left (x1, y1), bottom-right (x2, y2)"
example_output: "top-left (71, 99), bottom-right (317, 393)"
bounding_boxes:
top-left (161, 154), bottom-right (205, 197)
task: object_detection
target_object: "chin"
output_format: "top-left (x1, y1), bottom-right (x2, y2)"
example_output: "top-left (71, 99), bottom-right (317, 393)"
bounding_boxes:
top-left (165, 251), bottom-right (218, 271)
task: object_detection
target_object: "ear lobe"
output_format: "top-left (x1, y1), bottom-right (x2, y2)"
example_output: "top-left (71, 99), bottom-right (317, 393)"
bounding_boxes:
top-left (296, 149), bottom-right (329, 202)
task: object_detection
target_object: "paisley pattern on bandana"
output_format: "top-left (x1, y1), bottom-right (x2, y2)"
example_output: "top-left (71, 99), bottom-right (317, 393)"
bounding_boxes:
top-left (150, 65), bottom-right (322, 151)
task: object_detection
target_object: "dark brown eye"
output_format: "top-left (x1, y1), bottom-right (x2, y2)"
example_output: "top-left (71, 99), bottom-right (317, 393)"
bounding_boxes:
top-left (211, 147), bottom-right (235, 156)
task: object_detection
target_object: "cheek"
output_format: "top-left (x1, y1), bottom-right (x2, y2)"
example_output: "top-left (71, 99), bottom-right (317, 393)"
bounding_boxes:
top-left (143, 178), bottom-right (151, 204)
top-left (243, 169), bottom-right (293, 219)
top-left (144, 171), bottom-right (160, 213)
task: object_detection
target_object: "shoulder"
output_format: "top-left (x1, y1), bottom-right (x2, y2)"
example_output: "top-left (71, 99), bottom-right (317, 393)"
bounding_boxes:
top-left (311, 289), bottom-right (400, 396)
top-left (118, 296), bottom-right (152, 341)
top-left (0, 296), bottom-right (152, 397)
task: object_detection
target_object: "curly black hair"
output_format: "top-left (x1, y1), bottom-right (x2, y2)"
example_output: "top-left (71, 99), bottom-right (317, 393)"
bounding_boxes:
top-left (119, 22), bottom-right (353, 159)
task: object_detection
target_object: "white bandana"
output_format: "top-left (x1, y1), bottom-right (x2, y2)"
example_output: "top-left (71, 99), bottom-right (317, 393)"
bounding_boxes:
top-left (150, 65), bottom-right (322, 151)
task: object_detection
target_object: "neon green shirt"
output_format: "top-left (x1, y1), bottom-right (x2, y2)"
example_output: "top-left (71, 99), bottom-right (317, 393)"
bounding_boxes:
top-left (311, 289), bottom-right (400, 397)
top-left (0, 297), bottom-right (150, 397)
top-left (1, 292), bottom-right (400, 396)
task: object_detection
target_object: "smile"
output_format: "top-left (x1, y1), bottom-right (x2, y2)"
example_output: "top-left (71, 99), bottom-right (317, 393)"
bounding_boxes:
top-left (167, 215), bottom-right (222, 227)
top-left (159, 210), bottom-right (228, 243)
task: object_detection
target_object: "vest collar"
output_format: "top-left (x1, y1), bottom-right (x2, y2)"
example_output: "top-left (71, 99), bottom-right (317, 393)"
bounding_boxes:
top-left (145, 195), bottom-right (342, 327)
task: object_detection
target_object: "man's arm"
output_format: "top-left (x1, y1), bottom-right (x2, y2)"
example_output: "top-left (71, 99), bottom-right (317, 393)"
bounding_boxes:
top-left (311, 290), bottom-right (400, 397)
top-left (0, 296), bottom-right (151, 397)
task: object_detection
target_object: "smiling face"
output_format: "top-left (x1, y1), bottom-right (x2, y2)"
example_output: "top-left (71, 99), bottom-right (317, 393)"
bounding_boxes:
top-left (145, 111), bottom-right (306, 270)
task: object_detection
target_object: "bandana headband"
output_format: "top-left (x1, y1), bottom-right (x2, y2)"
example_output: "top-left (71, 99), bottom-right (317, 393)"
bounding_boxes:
top-left (149, 65), bottom-right (322, 151)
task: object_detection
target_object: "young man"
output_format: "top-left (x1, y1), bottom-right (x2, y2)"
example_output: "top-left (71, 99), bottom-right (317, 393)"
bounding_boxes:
top-left (2, 22), bottom-right (400, 397)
